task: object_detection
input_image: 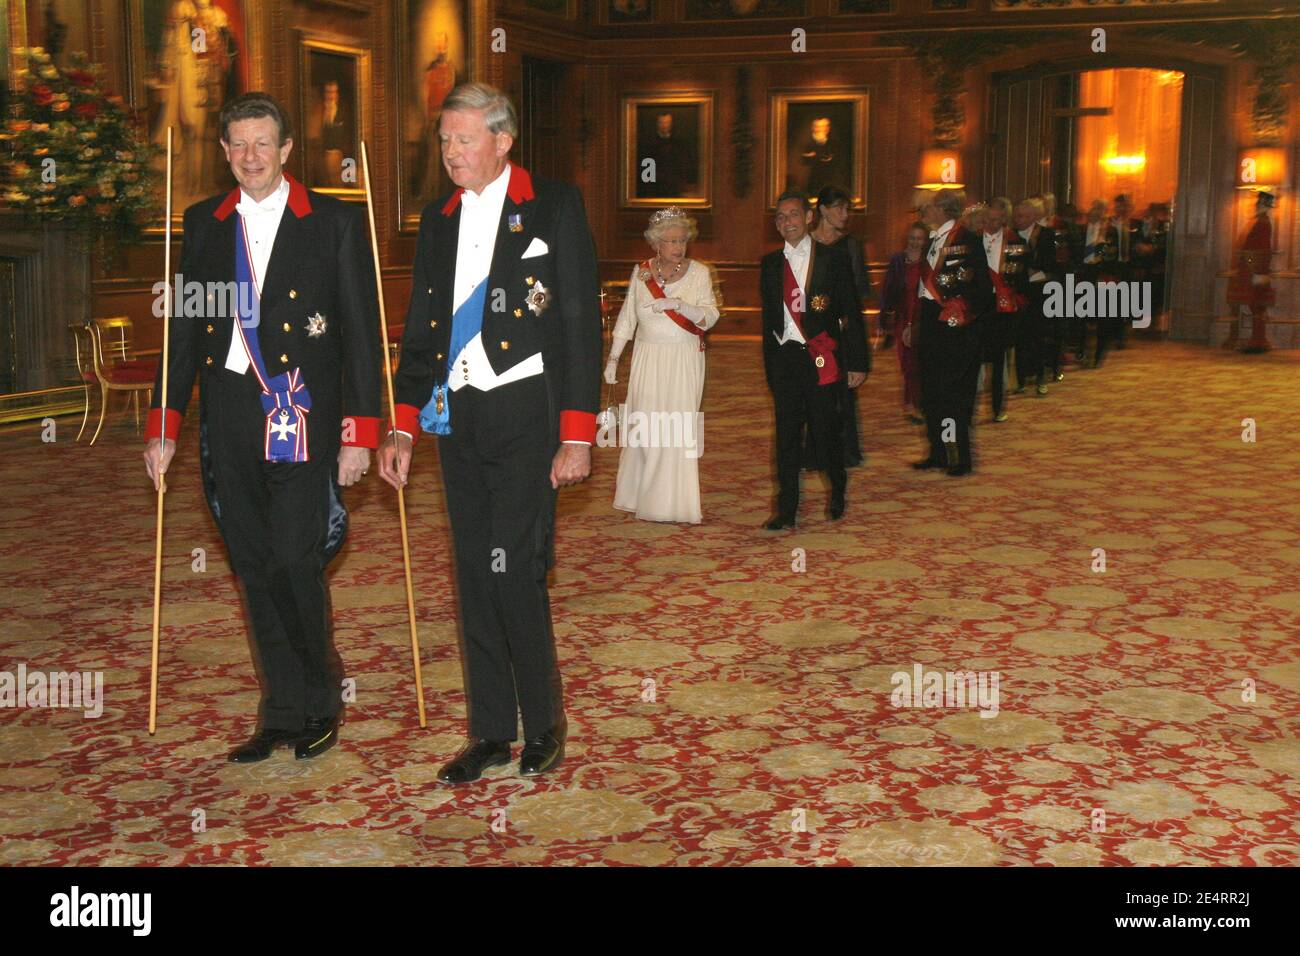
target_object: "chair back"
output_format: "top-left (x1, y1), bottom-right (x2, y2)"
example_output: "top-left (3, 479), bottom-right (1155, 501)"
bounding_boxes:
top-left (70, 323), bottom-right (96, 382)
top-left (89, 317), bottom-right (134, 374)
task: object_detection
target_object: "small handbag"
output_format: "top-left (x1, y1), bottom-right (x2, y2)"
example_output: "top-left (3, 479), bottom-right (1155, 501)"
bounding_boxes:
top-left (596, 378), bottom-right (621, 432)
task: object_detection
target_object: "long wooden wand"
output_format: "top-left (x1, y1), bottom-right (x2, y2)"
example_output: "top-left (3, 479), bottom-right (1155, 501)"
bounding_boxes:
top-left (359, 140), bottom-right (427, 728)
top-left (148, 126), bottom-right (173, 735)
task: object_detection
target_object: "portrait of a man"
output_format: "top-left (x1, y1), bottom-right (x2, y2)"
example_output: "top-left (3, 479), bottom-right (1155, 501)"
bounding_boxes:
top-left (624, 96), bottom-right (712, 206)
top-left (300, 42), bottom-right (367, 194)
top-left (769, 90), bottom-right (867, 209)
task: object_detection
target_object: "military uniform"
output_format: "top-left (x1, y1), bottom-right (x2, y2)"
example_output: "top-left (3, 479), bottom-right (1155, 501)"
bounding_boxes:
top-left (391, 163), bottom-right (601, 744)
top-left (978, 227), bottom-right (1029, 420)
top-left (916, 220), bottom-right (992, 472)
top-left (147, 172), bottom-right (382, 733)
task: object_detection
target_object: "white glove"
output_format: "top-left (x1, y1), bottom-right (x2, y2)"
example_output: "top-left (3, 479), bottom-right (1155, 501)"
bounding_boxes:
top-left (673, 301), bottom-right (708, 326)
top-left (901, 324), bottom-right (912, 348)
top-left (603, 359), bottom-right (618, 385)
top-left (650, 297), bottom-right (682, 313)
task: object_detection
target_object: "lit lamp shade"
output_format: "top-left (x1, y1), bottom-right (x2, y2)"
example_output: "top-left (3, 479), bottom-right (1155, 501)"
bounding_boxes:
top-left (916, 148), bottom-right (964, 190)
top-left (1237, 147), bottom-right (1285, 190)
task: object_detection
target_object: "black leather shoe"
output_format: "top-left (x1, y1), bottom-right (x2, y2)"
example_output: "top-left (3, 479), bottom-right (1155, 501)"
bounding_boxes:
top-left (437, 738), bottom-right (512, 785)
top-left (519, 730), bottom-right (565, 777)
top-left (946, 463), bottom-right (973, 477)
top-left (828, 493), bottom-right (845, 520)
top-left (228, 727), bottom-right (300, 764)
top-left (295, 713), bottom-right (341, 760)
top-left (912, 457), bottom-right (945, 470)
top-left (763, 514), bottom-right (796, 531)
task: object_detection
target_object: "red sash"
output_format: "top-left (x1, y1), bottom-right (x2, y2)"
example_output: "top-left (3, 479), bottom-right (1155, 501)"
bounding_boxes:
top-left (640, 260), bottom-right (705, 351)
top-left (919, 225), bottom-right (972, 328)
top-left (781, 245), bottom-right (839, 386)
top-left (987, 229), bottom-right (1025, 314)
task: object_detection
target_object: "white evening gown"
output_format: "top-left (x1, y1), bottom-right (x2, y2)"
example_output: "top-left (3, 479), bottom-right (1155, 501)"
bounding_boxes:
top-left (612, 260), bottom-right (720, 523)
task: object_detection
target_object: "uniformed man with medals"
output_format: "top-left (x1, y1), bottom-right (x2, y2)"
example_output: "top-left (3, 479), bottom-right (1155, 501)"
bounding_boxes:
top-left (912, 189), bottom-right (993, 477)
top-left (378, 83), bottom-right (602, 784)
top-left (143, 92), bottom-right (383, 763)
top-left (760, 190), bottom-right (869, 530)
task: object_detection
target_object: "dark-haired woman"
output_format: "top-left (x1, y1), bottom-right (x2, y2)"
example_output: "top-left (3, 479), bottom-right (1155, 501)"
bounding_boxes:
top-left (809, 185), bottom-right (871, 467)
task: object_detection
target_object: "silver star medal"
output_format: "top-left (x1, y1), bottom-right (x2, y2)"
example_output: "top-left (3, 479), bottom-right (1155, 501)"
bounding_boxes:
top-left (526, 280), bottom-right (551, 316)
top-left (270, 409), bottom-right (297, 442)
top-left (306, 312), bottom-right (327, 337)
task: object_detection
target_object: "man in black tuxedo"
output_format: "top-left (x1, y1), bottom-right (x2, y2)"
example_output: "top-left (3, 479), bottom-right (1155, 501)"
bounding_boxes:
top-left (978, 197), bottom-right (1030, 424)
top-left (143, 92), bottom-right (383, 763)
top-left (913, 189), bottom-right (992, 476)
top-left (1133, 201), bottom-right (1170, 322)
top-left (1012, 197), bottom-right (1057, 396)
top-left (378, 83), bottom-right (601, 784)
top-left (1109, 194), bottom-right (1137, 349)
top-left (1078, 199), bottom-right (1121, 366)
top-left (761, 190), bottom-right (868, 530)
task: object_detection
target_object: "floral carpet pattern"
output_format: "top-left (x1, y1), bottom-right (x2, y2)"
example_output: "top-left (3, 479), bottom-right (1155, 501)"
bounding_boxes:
top-left (1, 339), bottom-right (1299, 866)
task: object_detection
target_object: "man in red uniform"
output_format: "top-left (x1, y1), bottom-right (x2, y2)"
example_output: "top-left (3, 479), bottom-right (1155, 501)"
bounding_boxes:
top-left (1226, 190), bottom-right (1276, 353)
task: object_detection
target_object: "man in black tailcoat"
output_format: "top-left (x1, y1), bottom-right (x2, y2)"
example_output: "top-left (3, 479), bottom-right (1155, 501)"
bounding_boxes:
top-left (760, 190), bottom-right (869, 530)
top-left (378, 83), bottom-right (602, 785)
top-left (143, 92), bottom-right (383, 763)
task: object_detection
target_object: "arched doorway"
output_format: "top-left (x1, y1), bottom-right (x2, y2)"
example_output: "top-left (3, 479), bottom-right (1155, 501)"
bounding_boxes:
top-left (986, 54), bottom-right (1227, 344)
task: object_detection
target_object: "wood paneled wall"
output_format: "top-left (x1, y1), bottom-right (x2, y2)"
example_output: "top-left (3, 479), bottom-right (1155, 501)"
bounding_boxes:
top-left (67, 0), bottom-right (1297, 351)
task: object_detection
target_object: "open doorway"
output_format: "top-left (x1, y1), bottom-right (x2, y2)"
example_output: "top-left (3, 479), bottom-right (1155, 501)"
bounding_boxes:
top-left (989, 59), bottom-right (1223, 343)
top-left (1068, 69), bottom-right (1182, 332)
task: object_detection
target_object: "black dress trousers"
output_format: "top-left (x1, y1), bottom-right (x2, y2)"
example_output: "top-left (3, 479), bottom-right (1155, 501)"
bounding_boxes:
top-left (1014, 283), bottom-right (1049, 389)
top-left (977, 311), bottom-right (1015, 419)
top-left (201, 365), bottom-right (345, 732)
top-left (917, 298), bottom-right (981, 468)
top-left (772, 340), bottom-right (845, 520)
top-left (437, 374), bottom-right (563, 743)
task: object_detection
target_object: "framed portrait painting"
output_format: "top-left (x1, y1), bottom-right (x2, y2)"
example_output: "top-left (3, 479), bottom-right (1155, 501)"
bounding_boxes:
top-left (298, 36), bottom-right (371, 199)
top-left (769, 89), bottom-right (868, 209)
top-left (128, 0), bottom-right (256, 229)
top-left (396, 0), bottom-right (473, 232)
top-left (621, 93), bottom-right (713, 209)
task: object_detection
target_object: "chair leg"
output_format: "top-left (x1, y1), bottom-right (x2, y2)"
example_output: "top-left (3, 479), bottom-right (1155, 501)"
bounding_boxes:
top-left (131, 390), bottom-right (141, 432)
top-left (90, 383), bottom-right (110, 445)
top-left (75, 382), bottom-right (91, 442)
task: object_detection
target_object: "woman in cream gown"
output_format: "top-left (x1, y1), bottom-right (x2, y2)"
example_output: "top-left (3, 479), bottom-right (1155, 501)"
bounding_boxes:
top-left (604, 207), bottom-right (720, 523)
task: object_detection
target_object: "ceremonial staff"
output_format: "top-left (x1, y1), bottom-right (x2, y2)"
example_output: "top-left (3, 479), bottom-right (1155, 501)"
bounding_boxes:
top-left (360, 140), bottom-right (428, 728)
top-left (148, 126), bottom-right (173, 735)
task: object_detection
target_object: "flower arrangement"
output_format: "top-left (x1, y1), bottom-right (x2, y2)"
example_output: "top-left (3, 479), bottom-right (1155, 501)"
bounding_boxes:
top-left (0, 48), bottom-right (159, 241)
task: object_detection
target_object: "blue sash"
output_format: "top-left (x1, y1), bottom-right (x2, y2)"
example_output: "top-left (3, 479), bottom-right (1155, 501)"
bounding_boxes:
top-left (418, 279), bottom-right (488, 435)
top-left (233, 214), bottom-right (313, 462)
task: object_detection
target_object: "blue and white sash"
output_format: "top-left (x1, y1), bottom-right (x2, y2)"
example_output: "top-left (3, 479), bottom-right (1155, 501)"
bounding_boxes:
top-left (418, 279), bottom-right (488, 436)
top-left (234, 214), bottom-right (312, 462)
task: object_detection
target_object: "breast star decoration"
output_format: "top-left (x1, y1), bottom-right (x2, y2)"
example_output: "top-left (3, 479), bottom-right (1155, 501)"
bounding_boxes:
top-left (526, 280), bottom-right (551, 316)
top-left (810, 294), bottom-right (829, 312)
top-left (306, 312), bottom-right (327, 337)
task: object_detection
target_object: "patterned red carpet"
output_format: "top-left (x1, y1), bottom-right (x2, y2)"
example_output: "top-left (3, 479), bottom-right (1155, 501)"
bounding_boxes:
top-left (2, 339), bottom-right (1299, 866)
